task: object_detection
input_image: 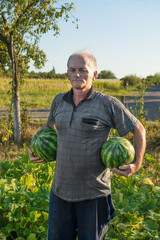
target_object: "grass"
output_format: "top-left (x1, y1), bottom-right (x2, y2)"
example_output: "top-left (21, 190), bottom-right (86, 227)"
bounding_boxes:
top-left (0, 77), bottom-right (138, 108)
top-left (93, 80), bottom-right (137, 96)
top-left (0, 78), bottom-right (71, 108)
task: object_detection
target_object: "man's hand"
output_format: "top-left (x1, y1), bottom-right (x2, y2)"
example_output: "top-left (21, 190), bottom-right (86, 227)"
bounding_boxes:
top-left (112, 122), bottom-right (146, 178)
top-left (29, 149), bottom-right (46, 164)
top-left (111, 163), bottom-right (139, 178)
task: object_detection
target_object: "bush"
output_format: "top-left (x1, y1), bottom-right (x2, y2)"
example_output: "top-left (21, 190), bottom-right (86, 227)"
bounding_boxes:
top-left (145, 73), bottom-right (160, 86)
top-left (121, 75), bottom-right (142, 88)
top-left (97, 70), bottom-right (116, 79)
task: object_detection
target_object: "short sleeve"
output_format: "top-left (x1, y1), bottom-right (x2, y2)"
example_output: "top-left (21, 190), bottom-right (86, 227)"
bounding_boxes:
top-left (47, 93), bottom-right (64, 129)
top-left (109, 97), bottom-right (139, 136)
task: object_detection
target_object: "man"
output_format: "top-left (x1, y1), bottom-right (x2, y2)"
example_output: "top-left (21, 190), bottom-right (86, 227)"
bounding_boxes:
top-left (29, 50), bottom-right (146, 240)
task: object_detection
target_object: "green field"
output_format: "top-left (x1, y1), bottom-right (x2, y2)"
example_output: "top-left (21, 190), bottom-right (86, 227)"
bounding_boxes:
top-left (0, 77), bottom-right (137, 108)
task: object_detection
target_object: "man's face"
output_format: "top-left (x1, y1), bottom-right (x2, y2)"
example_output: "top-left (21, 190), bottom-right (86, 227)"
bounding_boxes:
top-left (67, 54), bottom-right (97, 91)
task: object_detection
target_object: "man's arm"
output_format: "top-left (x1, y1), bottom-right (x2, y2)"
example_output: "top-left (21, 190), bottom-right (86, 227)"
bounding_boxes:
top-left (112, 122), bottom-right (146, 177)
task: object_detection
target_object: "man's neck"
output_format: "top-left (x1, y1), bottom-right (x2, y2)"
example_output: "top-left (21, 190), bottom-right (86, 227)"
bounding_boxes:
top-left (73, 88), bottom-right (91, 106)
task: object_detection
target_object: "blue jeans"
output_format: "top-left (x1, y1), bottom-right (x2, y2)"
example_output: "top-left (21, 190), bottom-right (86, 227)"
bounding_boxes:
top-left (47, 191), bottom-right (115, 240)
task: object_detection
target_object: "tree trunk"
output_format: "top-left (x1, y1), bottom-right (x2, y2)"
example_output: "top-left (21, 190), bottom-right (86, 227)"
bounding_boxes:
top-left (11, 34), bottom-right (21, 144)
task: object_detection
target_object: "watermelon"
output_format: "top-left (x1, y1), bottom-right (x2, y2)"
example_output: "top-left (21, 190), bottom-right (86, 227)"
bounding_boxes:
top-left (31, 128), bottom-right (57, 162)
top-left (101, 137), bottom-right (135, 168)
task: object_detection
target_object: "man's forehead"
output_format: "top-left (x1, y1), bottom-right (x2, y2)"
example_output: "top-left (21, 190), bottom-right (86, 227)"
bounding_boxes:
top-left (68, 54), bottom-right (90, 68)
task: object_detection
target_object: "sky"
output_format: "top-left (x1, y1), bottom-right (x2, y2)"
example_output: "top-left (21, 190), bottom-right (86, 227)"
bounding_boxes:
top-left (29, 0), bottom-right (160, 79)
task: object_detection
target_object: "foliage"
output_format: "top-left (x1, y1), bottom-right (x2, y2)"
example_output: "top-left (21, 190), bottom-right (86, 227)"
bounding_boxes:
top-left (0, 69), bottom-right (67, 79)
top-left (0, 153), bottom-right (159, 239)
top-left (0, 153), bottom-right (55, 240)
top-left (121, 75), bottom-right (142, 88)
top-left (145, 73), bottom-right (160, 86)
top-left (0, 109), bottom-right (14, 160)
top-left (0, 0), bottom-right (77, 72)
top-left (27, 70), bottom-right (67, 79)
top-left (129, 79), bottom-right (148, 126)
top-left (106, 155), bottom-right (160, 239)
top-left (97, 70), bottom-right (116, 79)
top-left (0, 102), bottom-right (32, 160)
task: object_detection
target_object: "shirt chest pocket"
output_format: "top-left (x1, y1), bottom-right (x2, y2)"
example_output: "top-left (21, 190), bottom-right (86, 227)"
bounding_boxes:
top-left (81, 118), bottom-right (107, 131)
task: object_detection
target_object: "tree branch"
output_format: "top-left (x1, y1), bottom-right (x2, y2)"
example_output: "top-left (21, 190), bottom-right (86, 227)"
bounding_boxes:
top-left (0, 49), bottom-right (8, 52)
top-left (14, 0), bottom-right (39, 28)
top-left (1, 11), bottom-right (7, 25)
top-left (0, 31), bottom-right (9, 45)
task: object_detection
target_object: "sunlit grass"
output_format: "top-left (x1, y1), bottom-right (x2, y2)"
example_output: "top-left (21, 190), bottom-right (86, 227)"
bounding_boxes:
top-left (0, 78), bottom-right (71, 108)
top-left (0, 77), bottom-right (139, 108)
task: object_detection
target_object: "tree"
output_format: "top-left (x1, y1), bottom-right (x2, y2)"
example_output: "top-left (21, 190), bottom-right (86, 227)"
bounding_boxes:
top-left (0, 0), bottom-right (76, 144)
top-left (98, 70), bottom-right (116, 79)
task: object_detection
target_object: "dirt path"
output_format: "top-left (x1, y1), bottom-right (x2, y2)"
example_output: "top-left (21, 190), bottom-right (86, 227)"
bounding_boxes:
top-left (0, 85), bottom-right (160, 121)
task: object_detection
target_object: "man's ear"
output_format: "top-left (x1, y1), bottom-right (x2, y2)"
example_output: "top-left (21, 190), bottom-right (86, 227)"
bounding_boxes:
top-left (93, 70), bottom-right (98, 81)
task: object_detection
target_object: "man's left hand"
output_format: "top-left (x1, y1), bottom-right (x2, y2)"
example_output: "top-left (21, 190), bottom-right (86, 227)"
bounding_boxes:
top-left (111, 163), bottom-right (139, 178)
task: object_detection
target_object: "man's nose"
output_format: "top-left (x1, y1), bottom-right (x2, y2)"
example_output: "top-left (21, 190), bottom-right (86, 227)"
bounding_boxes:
top-left (74, 70), bottom-right (80, 77)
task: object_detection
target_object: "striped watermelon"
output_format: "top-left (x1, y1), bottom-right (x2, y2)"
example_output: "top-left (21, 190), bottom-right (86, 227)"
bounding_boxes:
top-left (101, 137), bottom-right (135, 168)
top-left (31, 128), bottom-right (57, 162)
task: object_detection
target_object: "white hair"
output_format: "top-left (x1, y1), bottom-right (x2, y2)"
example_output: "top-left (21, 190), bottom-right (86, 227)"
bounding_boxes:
top-left (67, 50), bottom-right (97, 70)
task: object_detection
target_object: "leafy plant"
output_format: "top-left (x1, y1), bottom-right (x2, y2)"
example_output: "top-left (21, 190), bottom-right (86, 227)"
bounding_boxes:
top-left (0, 109), bottom-right (14, 160)
top-left (0, 153), bottom-right (160, 239)
top-left (0, 153), bottom-right (55, 239)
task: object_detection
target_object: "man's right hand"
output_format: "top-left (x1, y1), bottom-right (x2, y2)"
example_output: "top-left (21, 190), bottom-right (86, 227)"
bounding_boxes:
top-left (29, 149), bottom-right (46, 164)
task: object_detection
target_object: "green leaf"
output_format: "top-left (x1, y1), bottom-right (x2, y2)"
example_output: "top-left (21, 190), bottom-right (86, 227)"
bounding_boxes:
top-left (144, 154), bottom-right (157, 163)
top-left (41, 211), bottom-right (48, 221)
top-left (143, 220), bottom-right (159, 230)
top-left (29, 211), bottom-right (41, 222)
top-left (0, 233), bottom-right (6, 240)
top-left (5, 223), bottom-right (15, 233)
top-left (10, 203), bottom-right (19, 212)
top-left (27, 233), bottom-right (37, 240)
top-left (19, 174), bottom-right (36, 189)
top-left (117, 223), bottom-right (127, 230)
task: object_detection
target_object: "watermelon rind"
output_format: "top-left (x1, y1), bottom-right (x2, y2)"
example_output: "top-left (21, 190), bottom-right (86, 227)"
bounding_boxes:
top-left (31, 128), bottom-right (57, 162)
top-left (101, 137), bottom-right (135, 168)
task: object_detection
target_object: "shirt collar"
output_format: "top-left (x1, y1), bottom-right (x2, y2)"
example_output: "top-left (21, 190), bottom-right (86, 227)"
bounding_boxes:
top-left (63, 86), bottom-right (95, 105)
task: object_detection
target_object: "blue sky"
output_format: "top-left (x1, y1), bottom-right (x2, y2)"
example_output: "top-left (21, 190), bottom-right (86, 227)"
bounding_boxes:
top-left (29, 0), bottom-right (160, 79)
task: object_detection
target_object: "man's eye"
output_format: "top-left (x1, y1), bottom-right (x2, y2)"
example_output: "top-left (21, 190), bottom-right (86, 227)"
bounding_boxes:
top-left (80, 69), bottom-right (86, 72)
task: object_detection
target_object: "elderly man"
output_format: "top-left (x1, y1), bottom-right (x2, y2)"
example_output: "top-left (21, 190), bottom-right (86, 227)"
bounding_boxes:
top-left (29, 50), bottom-right (146, 240)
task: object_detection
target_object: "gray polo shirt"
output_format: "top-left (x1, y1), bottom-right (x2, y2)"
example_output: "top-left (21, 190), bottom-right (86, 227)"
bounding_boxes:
top-left (47, 87), bottom-right (139, 202)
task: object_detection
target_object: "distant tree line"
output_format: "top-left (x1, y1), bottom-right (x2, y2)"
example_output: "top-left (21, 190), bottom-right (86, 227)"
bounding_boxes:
top-left (27, 70), bottom-right (67, 79)
top-left (97, 70), bottom-right (160, 87)
top-left (1, 67), bottom-right (160, 86)
top-left (0, 67), bottom-right (67, 79)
